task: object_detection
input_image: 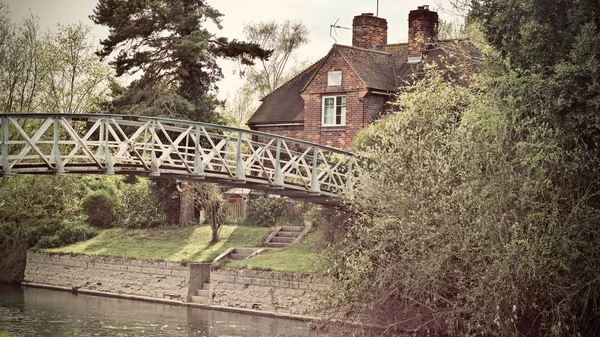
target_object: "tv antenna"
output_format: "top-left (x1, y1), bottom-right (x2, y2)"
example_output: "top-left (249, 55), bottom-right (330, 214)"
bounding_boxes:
top-left (377, 0), bottom-right (379, 16)
top-left (329, 19), bottom-right (351, 44)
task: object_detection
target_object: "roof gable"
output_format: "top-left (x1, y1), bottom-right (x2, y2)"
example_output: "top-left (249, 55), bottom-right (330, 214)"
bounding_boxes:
top-left (300, 44), bottom-right (405, 93)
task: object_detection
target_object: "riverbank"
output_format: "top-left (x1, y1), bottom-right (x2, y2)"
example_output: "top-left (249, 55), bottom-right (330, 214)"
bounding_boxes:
top-left (41, 224), bottom-right (326, 274)
top-left (23, 250), bottom-right (329, 320)
top-left (19, 281), bottom-right (317, 322)
top-left (21, 223), bottom-right (331, 321)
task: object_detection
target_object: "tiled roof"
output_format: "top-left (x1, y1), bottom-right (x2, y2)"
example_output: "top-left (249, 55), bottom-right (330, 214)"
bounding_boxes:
top-left (336, 44), bottom-right (404, 92)
top-left (247, 59), bottom-right (323, 126)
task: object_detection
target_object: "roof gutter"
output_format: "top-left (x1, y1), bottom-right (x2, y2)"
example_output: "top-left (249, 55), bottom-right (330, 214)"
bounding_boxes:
top-left (370, 89), bottom-right (394, 96)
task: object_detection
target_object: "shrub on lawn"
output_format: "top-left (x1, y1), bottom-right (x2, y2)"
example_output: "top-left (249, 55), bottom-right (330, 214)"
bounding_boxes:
top-left (245, 195), bottom-right (306, 227)
top-left (36, 235), bottom-right (61, 249)
top-left (56, 217), bottom-right (97, 245)
top-left (244, 195), bottom-right (287, 227)
top-left (118, 179), bottom-right (164, 228)
top-left (81, 190), bottom-right (118, 228)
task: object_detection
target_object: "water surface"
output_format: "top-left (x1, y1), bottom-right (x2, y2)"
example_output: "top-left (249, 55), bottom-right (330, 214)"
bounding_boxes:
top-left (0, 284), bottom-right (315, 337)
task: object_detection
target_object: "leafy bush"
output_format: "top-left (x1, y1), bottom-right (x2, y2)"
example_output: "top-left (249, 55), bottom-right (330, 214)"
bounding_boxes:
top-left (117, 179), bottom-right (164, 228)
top-left (56, 217), bottom-right (97, 245)
top-left (81, 190), bottom-right (118, 228)
top-left (245, 195), bottom-right (300, 227)
top-left (36, 235), bottom-right (61, 249)
top-left (0, 176), bottom-right (91, 222)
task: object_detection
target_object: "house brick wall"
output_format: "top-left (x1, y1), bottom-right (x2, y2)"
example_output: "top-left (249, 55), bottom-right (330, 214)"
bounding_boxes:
top-left (303, 49), bottom-right (373, 149)
top-left (252, 125), bottom-right (304, 145)
top-left (363, 95), bottom-right (388, 124)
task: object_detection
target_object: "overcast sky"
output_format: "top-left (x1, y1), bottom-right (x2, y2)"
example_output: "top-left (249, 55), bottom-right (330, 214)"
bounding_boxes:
top-left (5, 0), bottom-right (461, 100)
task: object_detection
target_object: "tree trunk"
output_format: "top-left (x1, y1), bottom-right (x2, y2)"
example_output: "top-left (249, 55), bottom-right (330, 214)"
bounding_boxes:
top-left (210, 204), bottom-right (219, 243)
top-left (179, 183), bottom-right (194, 226)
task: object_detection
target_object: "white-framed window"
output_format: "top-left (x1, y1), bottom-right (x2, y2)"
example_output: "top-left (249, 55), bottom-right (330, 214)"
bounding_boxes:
top-left (327, 71), bottom-right (342, 86)
top-left (322, 95), bottom-right (346, 126)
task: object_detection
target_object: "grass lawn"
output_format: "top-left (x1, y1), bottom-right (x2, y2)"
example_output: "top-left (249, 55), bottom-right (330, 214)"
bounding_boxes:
top-left (223, 231), bottom-right (327, 275)
top-left (43, 224), bottom-right (272, 263)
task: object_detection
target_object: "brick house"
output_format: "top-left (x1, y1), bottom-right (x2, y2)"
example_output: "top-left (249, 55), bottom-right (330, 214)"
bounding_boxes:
top-left (247, 5), bottom-right (474, 150)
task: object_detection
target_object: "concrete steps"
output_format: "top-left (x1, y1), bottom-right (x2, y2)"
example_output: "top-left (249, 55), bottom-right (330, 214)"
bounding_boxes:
top-left (271, 236), bottom-right (295, 243)
top-left (265, 226), bottom-right (304, 248)
top-left (189, 282), bottom-right (210, 305)
top-left (196, 289), bottom-right (209, 297)
top-left (227, 247), bottom-right (260, 260)
top-left (191, 295), bottom-right (209, 304)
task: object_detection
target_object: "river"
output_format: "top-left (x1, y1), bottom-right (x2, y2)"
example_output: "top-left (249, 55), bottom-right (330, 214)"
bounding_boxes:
top-left (0, 284), bottom-right (316, 337)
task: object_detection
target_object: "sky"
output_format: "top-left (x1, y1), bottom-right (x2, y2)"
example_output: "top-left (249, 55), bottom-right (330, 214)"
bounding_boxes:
top-left (5, 0), bottom-right (462, 100)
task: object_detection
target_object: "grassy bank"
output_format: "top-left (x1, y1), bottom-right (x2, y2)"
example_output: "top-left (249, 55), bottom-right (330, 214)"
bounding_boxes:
top-left (43, 225), bottom-right (272, 263)
top-left (223, 231), bottom-right (326, 274)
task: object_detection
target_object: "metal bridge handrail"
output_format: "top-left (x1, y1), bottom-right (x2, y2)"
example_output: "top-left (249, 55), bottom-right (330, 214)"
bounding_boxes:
top-left (0, 113), bottom-right (354, 156)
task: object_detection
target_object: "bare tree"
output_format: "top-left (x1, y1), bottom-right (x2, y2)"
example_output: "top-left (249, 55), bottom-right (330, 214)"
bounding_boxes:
top-left (219, 82), bottom-right (259, 127)
top-left (43, 22), bottom-right (112, 113)
top-left (0, 9), bottom-right (47, 112)
top-left (0, 3), bottom-right (112, 114)
top-left (240, 20), bottom-right (309, 98)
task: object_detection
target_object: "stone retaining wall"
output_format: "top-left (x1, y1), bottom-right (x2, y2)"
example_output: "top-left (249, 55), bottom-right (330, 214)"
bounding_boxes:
top-left (209, 267), bottom-right (329, 315)
top-left (23, 252), bottom-right (329, 317)
top-left (23, 251), bottom-right (207, 302)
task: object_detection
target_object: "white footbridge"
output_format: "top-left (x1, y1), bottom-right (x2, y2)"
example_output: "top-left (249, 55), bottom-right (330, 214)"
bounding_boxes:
top-left (0, 114), bottom-right (355, 204)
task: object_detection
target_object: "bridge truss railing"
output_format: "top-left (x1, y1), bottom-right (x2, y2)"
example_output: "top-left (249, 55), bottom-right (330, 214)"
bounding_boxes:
top-left (0, 113), bottom-right (355, 204)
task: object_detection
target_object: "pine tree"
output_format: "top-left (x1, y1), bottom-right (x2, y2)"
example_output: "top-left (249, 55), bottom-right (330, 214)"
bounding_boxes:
top-left (91, 0), bottom-right (270, 122)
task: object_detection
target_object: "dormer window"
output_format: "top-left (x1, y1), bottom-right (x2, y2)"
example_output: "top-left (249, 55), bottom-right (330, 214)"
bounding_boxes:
top-left (327, 71), bottom-right (342, 86)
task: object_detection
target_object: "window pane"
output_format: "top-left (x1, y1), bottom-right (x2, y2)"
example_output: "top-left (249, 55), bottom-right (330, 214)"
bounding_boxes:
top-left (324, 97), bottom-right (334, 124)
top-left (336, 107), bottom-right (342, 124)
top-left (325, 106), bottom-right (334, 124)
top-left (324, 97), bottom-right (334, 108)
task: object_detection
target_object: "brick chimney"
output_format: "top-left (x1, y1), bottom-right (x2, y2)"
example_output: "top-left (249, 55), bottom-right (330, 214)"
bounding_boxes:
top-left (408, 5), bottom-right (439, 57)
top-left (352, 13), bottom-right (387, 49)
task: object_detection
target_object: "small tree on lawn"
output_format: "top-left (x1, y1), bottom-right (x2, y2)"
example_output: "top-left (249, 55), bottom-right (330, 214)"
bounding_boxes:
top-left (190, 182), bottom-right (226, 243)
